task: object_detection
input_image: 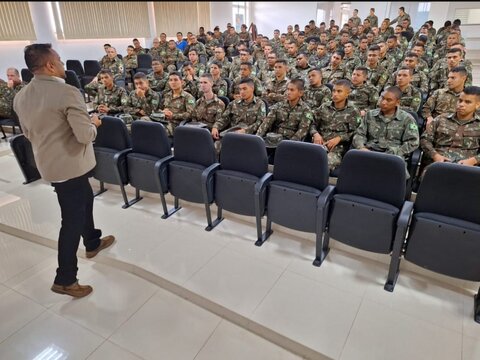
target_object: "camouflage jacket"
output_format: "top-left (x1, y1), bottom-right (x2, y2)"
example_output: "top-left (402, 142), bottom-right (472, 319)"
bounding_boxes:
top-left (257, 65), bottom-right (276, 83)
top-left (148, 45), bottom-right (166, 61)
top-left (191, 62), bottom-right (206, 77)
top-left (163, 48), bottom-right (185, 67)
top-left (182, 76), bottom-right (200, 99)
top-left (123, 55), bottom-right (138, 71)
top-left (121, 88), bottom-right (160, 119)
top-left (191, 94), bottom-right (226, 128)
top-left (93, 84), bottom-right (127, 114)
top-left (257, 99), bottom-right (313, 141)
top-left (396, 85), bottom-right (422, 113)
top-left (0, 81), bottom-right (24, 118)
top-left (212, 77), bottom-right (228, 98)
top-left (184, 42), bottom-right (206, 56)
top-left (321, 65), bottom-right (345, 84)
top-left (147, 72), bottom-right (169, 93)
top-left (420, 112), bottom-right (480, 164)
top-left (353, 107), bottom-right (420, 158)
top-left (262, 77), bottom-right (289, 106)
top-left (430, 61), bottom-right (473, 92)
top-left (205, 39), bottom-right (220, 57)
top-left (365, 63), bottom-right (388, 91)
top-left (224, 33), bottom-right (240, 48)
top-left (342, 55), bottom-right (362, 77)
top-left (161, 90), bottom-right (196, 124)
top-left (213, 96), bottom-right (266, 134)
top-left (303, 85), bottom-right (331, 109)
top-left (207, 57), bottom-right (232, 79)
top-left (100, 57), bottom-right (124, 80)
top-left (422, 88), bottom-right (461, 119)
top-left (289, 66), bottom-right (311, 82)
top-left (386, 69), bottom-right (429, 94)
top-left (311, 102), bottom-right (361, 149)
top-left (348, 83), bottom-right (379, 112)
top-left (308, 54), bottom-right (330, 68)
top-left (367, 14), bottom-right (378, 28)
top-left (133, 47), bottom-right (147, 55)
top-left (233, 76), bottom-right (264, 97)
top-left (229, 61), bottom-right (258, 79)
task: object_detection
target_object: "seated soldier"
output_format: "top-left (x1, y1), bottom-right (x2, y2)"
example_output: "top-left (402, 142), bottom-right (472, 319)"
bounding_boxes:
top-left (384, 67), bottom-right (422, 113)
top-left (321, 50), bottom-right (346, 84)
top-left (147, 60), bottom-right (169, 95)
top-left (0, 68), bottom-right (25, 122)
top-left (303, 68), bottom-right (331, 109)
top-left (353, 86), bottom-right (419, 163)
top-left (420, 86), bottom-right (480, 168)
top-left (349, 67), bottom-right (379, 117)
top-left (181, 62), bottom-right (200, 99)
top-left (229, 48), bottom-right (257, 79)
top-left (311, 79), bottom-right (361, 172)
top-left (342, 41), bottom-right (362, 79)
top-left (205, 31), bottom-right (220, 58)
top-left (232, 62), bottom-right (263, 100)
top-left (211, 78), bottom-right (266, 140)
top-left (256, 78), bottom-right (313, 149)
top-left (85, 47), bottom-right (124, 97)
top-left (184, 35), bottom-right (207, 58)
top-left (209, 61), bottom-right (228, 98)
top-left (163, 40), bottom-right (185, 74)
top-left (290, 53), bottom-right (311, 82)
top-left (93, 69), bottom-right (127, 115)
top-left (99, 43), bottom-right (112, 68)
top-left (132, 38), bottom-right (146, 55)
top-left (364, 45), bottom-right (389, 92)
top-left (207, 47), bottom-right (232, 78)
top-left (309, 42), bottom-right (330, 68)
top-left (187, 49), bottom-right (206, 77)
top-left (191, 73), bottom-right (226, 129)
top-left (422, 66), bottom-right (468, 125)
top-left (429, 48), bottom-right (465, 93)
top-left (257, 52), bottom-right (277, 83)
top-left (386, 52), bottom-right (429, 95)
top-left (161, 71), bottom-right (196, 137)
top-left (262, 59), bottom-right (289, 107)
top-left (121, 72), bottom-right (160, 120)
top-left (123, 45), bottom-right (138, 87)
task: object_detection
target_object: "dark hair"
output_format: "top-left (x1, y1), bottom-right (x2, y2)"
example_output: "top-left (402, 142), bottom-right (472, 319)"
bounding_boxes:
top-left (370, 8), bottom-right (375, 12)
top-left (168, 71), bottom-right (182, 80)
top-left (240, 62), bottom-right (253, 69)
top-left (453, 19), bottom-right (461, 26)
top-left (334, 50), bottom-right (345, 58)
top-left (334, 79), bottom-right (352, 89)
top-left (444, 21), bottom-right (452, 27)
top-left (463, 86), bottom-right (480, 98)
top-left (447, 48), bottom-right (462, 55)
top-left (210, 60), bottom-right (223, 69)
top-left (399, 7), bottom-right (405, 11)
top-left (239, 78), bottom-right (254, 87)
top-left (397, 66), bottom-right (413, 76)
top-left (405, 52), bottom-right (418, 59)
top-left (418, 35), bottom-right (428, 43)
top-left (368, 45), bottom-right (381, 52)
top-left (427, 20), bottom-right (434, 26)
top-left (207, 31), bottom-right (214, 36)
top-left (127, 45), bottom-right (134, 50)
top-left (133, 72), bottom-right (147, 80)
top-left (133, 38), bottom-right (139, 42)
top-left (24, 43), bottom-right (53, 73)
top-left (387, 35), bottom-right (397, 41)
top-left (353, 66), bottom-right (368, 77)
top-left (385, 85), bottom-right (402, 100)
top-left (275, 59), bottom-right (287, 66)
top-left (188, 49), bottom-right (198, 55)
top-left (182, 61), bottom-right (193, 68)
top-left (289, 78), bottom-right (305, 91)
top-left (98, 69), bottom-right (113, 78)
top-left (450, 66), bottom-right (468, 77)
top-left (104, 43), bottom-right (111, 47)
top-left (200, 73), bottom-right (213, 82)
top-left (345, 40), bottom-right (355, 46)
top-left (307, 67), bottom-right (322, 75)
top-left (177, 32), bottom-right (183, 36)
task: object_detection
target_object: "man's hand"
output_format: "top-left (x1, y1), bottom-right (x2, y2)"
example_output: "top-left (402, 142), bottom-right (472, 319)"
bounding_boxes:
top-left (312, 133), bottom-right (324, 145)
top-left (426, 116), bottom-right (434, 125)
top-left (432, 153), bottom-right (451, 163)
top-left (325, 136), bottom-right (341, 151)
top-left (91, 114), bottom-right (102, 128)
top-left (97, 104), bottom-right (109, 114)
top-left (212, 127), bottom-right (219, 140)
top-left (138, 109), bottom-right (146, 116)
top-left (458, 157), bottom-right (477, 166)
top-left (235, 129), bottom-right (246, 134)
top-left (7, 80), bottom-right (14, 88)
top-left (135, 88), bottom-right (145, 98)
top-left (90, 77), bottom-right (98, 85)
top-left (360, 110), bottom-right (366, 117)
top-left (163, 109), bottom-right (173, 119)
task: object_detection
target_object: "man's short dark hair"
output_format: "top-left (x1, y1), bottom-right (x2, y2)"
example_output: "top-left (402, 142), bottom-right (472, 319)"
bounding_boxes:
top-left (239, 78), bottom-right (254, 87)
top-left (368, 45), bottom-right (381, 52)
top-left (210, 60), bottom-right (223, 69)
top-left (182, 61), bottom-right (193, 68)
top-left (397, 66), bottom-right (413, 76)
top-left (275, 59), bottom-right (288, 66)
top-left (240, 62), bottom-right (253, 69)
top-left (447, 48), bottom-right (463, 55)
top-left (334, 79), bottom-right (351, 90)
top-left (307, 67), bottom-right (322, 75)
top-left (387, 35), bottom-right (397, 41)
top-left (133, 38), bottom-right (139, 42)
top-left (98, 69), bottom-right (113, 78)
top-left (200, 73), bottom-right (213, 82)
top-left (289, 78), bottom-right (305, 91)
top-left (453, 19), bottom-right (461, 26)
top-left (353, 66), bottom-right (368, 77)
top-left (127, 45), bottom-right (134, 50)
top-left (405, 52), bottom-right (418, 59)
top-left (450, 66), bottom-right (468, 77)
top-left (133, 72), bottom-right (147, 80)
top-left (177, 32), bottom-right (183, 36)
top-left (334, 50), bottom-right (345, 58)
top-left (399, 7), bottom-right (405, 11)
top-left (24, 43), bottom-right (53, 73)
top-left (345, 40), bottom-right (355, 46)
top-left (463, 86), bottom-right (480, 99)
top-left (385, 86), bottom-right (403, 100)
top-left (169, 71), bottom-right (182, 80)
top-left (188, 49), bottom-right (198, 55)
top-left (104, 43), bottom-right (111, 47)
top-left (444, 21), bottom-right (452, 27)
top-left (370, 8), bottom-right (375, 11)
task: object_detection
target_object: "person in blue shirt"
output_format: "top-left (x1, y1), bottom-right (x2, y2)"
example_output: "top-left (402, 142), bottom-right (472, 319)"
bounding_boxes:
top-left (176, 32), bottom-right (188, 52)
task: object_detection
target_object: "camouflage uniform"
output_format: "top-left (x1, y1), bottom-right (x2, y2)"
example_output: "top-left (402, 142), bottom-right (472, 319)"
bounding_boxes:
top-left (232, 76), bottom-right (264, 97)
top-left (182, 77), bottom-right (200, 99)
top-left (309, 54), bottom-right (330, 68)
top-left (416, 58), bottom-right (430, 74)
top-left (133, 47), bottom-right (147, 55)
top-left (421, 88), bottom-right (461, 120)
top-left (378, 27), bottom-right (394, 42)
top-left (321, 65), bottom-right (345, 84)
top-left (229, 62), bottom-right (257, 79)
top-left (257, 99), bottom-right (313, 141)
top-left (257, 65), bottom-right (276, 83)
top-left (148, 46), bottom-right (165, 61)
top-left (205, 38), bottom-right (220, 58)
top-left (311, 102), bottom-right (362, 170)
top-left (85, 57), bottom-right (124, 96)
top-left (390, 13), bottom-right (411, 25)
top-left (147, 71), bottom-right (169, 94)
top-left (420, 112), bottom-right (480, 164)
top-left (0, 82), bottom-right (24, 118)
top-left (163, 48), bottom-right (185, 73)
top-left (207, 57), bottom-right (232, 79)
top-left (290, 65), bottom-right (311, 82)
top-left (93, 84), bottom-right (127, 114)
top-left (355, 49), bottom-right (368, 64)
top-left (348, 83), bottom-right (379, 113)
top-left (224, 33), bottom-right (240, 55)
top-left (353, 108), bottom-right (420, 159)
top-left (239, 31), bottom-right (251, 43)
top-left (365, 63), bottom-right (389, 91)
top-left (212, 77), bottom-right (228, 98)
top-left (99, 55), bottom-right (109, 68)
top-left (191, 62), bottom-right (206, 78)
top-left (386, 69), bottom-right (429, 94)
top-left (161, 90), bottom-right (196, 136)
top-left (367, 14), bottom-right (378, 28)
top-left (379, 54), bottom-right (396, 74)
top-left (262, 77), bottom-right (288, 107)
top-left (213, 97), bottom-right (266, 134)
top-left (185, 42), bottom-right (207, 56)
top-left (384, 85), bottom-right (422, 113)
top-left (191, 95), bottom-right (225, 129)
top-left (252, 48), bottom-right (265, 62)
top-left (123, 54), bottom-right (137, 82)
top-left (429, 60), bottom-right (473, 92)
top-left (303, 85), bottom-right (331, 109)
top-left (121, 88), bottom-right (160, 119)
top-left (342, 55), bottom-right (362, 78)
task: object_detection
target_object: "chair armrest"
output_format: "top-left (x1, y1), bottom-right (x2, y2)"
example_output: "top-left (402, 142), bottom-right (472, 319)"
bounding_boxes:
top-left (254, 172), bottom-right (273, 196)
top-left (316, 185), bottom-right (336, 233)
top-left (154, 155), bottom-right (174, 193)
top-left (201, 162), bottom-right (221, 204)
top-left (113, 148), bottom-right (132, 166)
top-left (391, 200), bottom-right (414, 259)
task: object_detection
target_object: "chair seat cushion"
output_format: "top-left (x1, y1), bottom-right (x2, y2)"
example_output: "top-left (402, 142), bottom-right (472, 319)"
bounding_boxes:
top-left (127, 152), bottom-right (162, 192)
top-left (93, 147), bottom-right (128, 185)
top-left (169, 160), bottom-right (208, 203)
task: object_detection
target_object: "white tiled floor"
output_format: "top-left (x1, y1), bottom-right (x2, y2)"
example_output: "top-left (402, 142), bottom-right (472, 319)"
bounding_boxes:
top-left (2, 129), bottom-right (480, 359)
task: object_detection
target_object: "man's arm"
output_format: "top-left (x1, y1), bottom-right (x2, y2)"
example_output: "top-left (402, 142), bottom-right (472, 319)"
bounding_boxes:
top-left (256, 107), bottom-right (276, 137)
top-left (64, 87), bottom-right (97, 144)
top-left (390, 117), bottom-right (420, 158)
top-left (352, 113), bottom-right (369, 149)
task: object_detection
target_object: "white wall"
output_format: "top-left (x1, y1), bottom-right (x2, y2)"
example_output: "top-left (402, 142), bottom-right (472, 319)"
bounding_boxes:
top-left (210, 1), bottom-right (232, 30)
top-left (250, 2), bottom-right (318, 38)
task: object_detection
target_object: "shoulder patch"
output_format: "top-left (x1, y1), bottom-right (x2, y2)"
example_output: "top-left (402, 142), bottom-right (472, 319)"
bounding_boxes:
top-left (188, 98), bottom-right (195, 105)
top-left (409, 123), bottom-right (418, 130)
top-left (305, 112), bottom-right (313, 120)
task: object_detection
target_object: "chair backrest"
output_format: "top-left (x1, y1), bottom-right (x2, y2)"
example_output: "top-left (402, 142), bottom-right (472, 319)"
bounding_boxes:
top-left (21, 68), bottom-right (33, 83)
top-left (218, 96), bottom-right (230, 107)
top-left (131, 121), bottom-right (171, 158)
top-left (65, 70), bottom-right (82, 89)
top-left (273, 141), bottom-right (329, 190)
top-left (94, 116), bottom-right (131, 150)
top-left (173, 126), bottom-right (216, 167)
top-left (415, 162), bottom-right (480, 224)
top-left (83, 60), bottom-right (102, 76)
top-left (66, 60), bottom-right (84, 76)
top-left (325, 83), bottom-right (333, 91)
top-left (336, 150), bottom-right (406, 208)
top-left (220, 133), bottom-right (268, 177)
top-left (137, 54), bottom-right (153, 69)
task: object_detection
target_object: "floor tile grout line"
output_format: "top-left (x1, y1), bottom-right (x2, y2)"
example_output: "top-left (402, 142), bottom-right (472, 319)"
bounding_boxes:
top-left (250, 265), bottom-right (290, 317)
top-left (0, 305), bottom-right (48, 347)
top-left (83, 338), bottom-right (109, 360)
top-left (192, 318), bottom-right (224, 360)
top-left (337, 296), bottom-right (365, 360)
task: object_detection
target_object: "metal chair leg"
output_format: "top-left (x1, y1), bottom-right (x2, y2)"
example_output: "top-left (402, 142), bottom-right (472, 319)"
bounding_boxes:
top-left (93, 181), bottom-right (107, 197)
top-left (474, 286), bottom-right (480, 324)
top-left (313, 230), bottom-right (330, 267)
top-left (255, 214), bottom-right (273, 247)
top-left (124, 188), bottom-right (143, 208)
top-left (160, 194), bottom-right (181, 219)
top-left (205, 205), bottom-right (223, 231)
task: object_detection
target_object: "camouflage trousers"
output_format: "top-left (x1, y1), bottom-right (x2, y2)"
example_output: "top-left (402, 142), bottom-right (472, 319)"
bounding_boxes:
top-left (327, 149), bottom-right (343, 172)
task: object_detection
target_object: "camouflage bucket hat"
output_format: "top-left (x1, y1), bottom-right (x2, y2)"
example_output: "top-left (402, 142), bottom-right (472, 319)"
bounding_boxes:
top-left (264, 132), bottom-right (283, 148)
top-left (117, 113), bottom-right (133, 125)
top-left (149, 112), bottom-right (166, 123)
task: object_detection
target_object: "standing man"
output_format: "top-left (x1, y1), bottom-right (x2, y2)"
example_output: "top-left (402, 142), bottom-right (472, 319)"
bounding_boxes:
top-left (14, 44), bottom-right (114, 298)
top-left (367, 8), bottom-right (379, 28)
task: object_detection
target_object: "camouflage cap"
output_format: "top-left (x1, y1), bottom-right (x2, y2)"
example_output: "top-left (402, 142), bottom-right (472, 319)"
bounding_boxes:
top-left (264, 132), bottom-right (283, 148)
top-left (149, 112), bottom-right (167, 123)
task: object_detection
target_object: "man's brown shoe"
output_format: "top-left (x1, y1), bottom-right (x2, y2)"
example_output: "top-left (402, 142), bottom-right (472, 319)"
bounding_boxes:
top-left (51, 281), bottom-right (93, 298)
top-left (86, 235), bottom-right (115, 259)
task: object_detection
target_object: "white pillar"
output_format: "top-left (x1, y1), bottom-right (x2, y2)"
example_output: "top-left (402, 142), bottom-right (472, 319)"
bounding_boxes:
top-left (146, 1), bottom-right (157, 45)
top-left (28, 2), bottom-right (57, 46)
